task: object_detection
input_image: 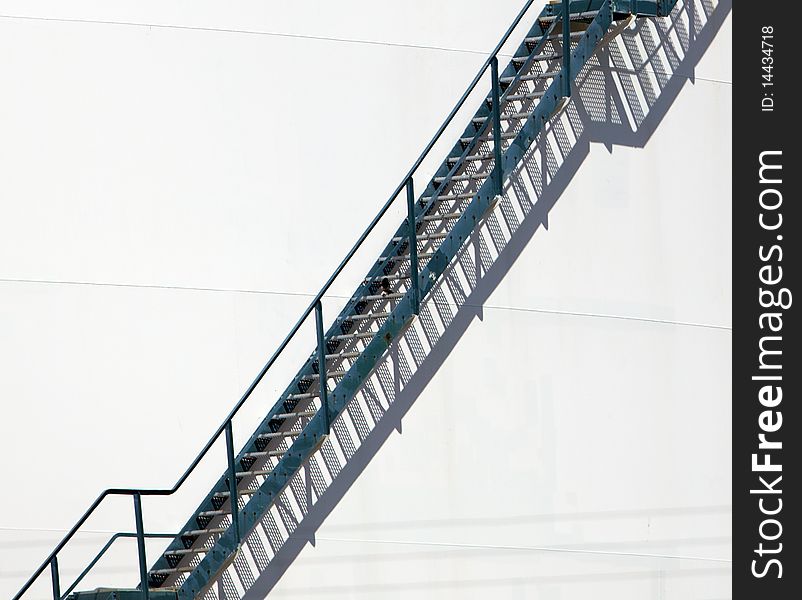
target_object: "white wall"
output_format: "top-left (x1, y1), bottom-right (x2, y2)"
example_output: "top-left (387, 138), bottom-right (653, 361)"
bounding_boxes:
top-left (0, 1), bottom-right (731, 599)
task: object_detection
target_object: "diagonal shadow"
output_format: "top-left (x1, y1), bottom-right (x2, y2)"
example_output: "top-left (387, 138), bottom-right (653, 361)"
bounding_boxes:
top-left (187, 2), bottom-right (732, 599)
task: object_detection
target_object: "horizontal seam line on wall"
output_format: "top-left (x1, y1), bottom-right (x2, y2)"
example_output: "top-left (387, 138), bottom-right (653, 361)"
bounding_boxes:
top-left (0, 14), bottom-right (733, 88)
top-left (0, 10), bottom-right (731, 135)
top-left (0, 276), bottom-right (732, 331)
top-left (316, 536), bottom-right (733, 563)
top-left (0, 13), bottom-right (514, 58)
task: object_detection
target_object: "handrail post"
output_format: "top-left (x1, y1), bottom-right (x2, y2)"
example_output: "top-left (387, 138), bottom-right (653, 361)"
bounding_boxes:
top-left (225, 421), bottom-right (241, 544)
top-left (490, 56), bottom-right (503, 196)
top-left (133, 493), bottom-right (149, 600)
top-left (562, 0), bottom-right (571, 97)
top-left (49, 557), bottom-right (60, 600)
top-left (315, 301), bottom-right (331, 434)
top-left (406, 178), bottom-right (420, 315)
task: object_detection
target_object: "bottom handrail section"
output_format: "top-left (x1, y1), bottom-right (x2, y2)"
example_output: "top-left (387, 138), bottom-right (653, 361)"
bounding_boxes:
top-left (63, 533), bottom-right (176, 600)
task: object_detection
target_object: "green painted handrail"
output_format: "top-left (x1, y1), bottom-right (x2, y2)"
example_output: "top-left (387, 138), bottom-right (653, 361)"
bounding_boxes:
top-left (11, 2), bottom-right (542, 599)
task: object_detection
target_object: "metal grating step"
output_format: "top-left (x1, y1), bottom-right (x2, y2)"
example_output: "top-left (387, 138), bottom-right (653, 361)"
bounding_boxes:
top-left (346, 312), bottom-right (390, 321)
top-left (447, 153), bottom-right (493, 166)
top-left (434, 172), bottom-right (490, 184)
top-left (539, 10), bottom-right (599, 23)
top-left (198, 510), bottom-right (227, 518)
top-left (216, 488), bottom-right (260, 499)
top-left (472, 110), bottom-right (537, 125)
top-left (422, 192), bottom-right (475, 202)
top-left (257, 430), bottom-right (302, 441)
top-left (460, 131), bottom-right (516, 145)
top-left (150, 566), bottom-right (195, 576)
top-left (182, 527), bottom-right (227, 537)
top-left (307, 371), bottom-right (347, 380)
top-left (273, 410), bottom-right (318, 419)
top-left (422, 212), bottom-right (463, 222)
top-left (242, 449), bottom-right (287, 459)
top-left (331, 331), bottom-right (379, 341)
top-left (392, 232), bottom-right (448, 242)
top-left (512, 51), bottom-right (561, 64)
top-left (236, 467), bottom-right (282, 477)
top-left (357, 292), bottom-right (405, 302)
top-left (379, 252), bottom-right (436, 261)
top-left (365, 273), bottom-right (411, 281)
top-left (324, 350), bottom-right (361, 360)
top-left (500, 70), bottom-right (560, 84)
top-left (503, 90), bottom-right (547, 102)
top-left (165, 547), bottom-right (210, 557)
top-left (525, 30), bottom-right (584, 44)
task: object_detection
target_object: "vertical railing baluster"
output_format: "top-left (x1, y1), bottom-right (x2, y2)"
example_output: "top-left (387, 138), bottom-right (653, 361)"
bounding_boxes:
top-left (406, 178), bottom-right (420, 315)
top-left (315, 301), bottom-right (330, 434)
top-left (562, 0), bottom-right (571, 98)
top-left (50, 557), bottom-right (60, 600)
top-left (490, 57), bottom-right (503, 197)
top-left (225, 420), bottom-right (241, 544)
top-left (133, 493), bottom-right (149, 600)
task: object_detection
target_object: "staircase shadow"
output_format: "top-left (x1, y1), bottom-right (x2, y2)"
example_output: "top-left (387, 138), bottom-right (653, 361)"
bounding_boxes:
top-left (211, 2), bottom-right (731, 598)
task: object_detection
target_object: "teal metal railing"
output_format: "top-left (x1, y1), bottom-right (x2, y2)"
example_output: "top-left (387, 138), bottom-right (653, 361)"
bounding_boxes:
top-left (12, 2), bottom-right (682, 597)
top-left (10, 2), bottom-right (544, 598)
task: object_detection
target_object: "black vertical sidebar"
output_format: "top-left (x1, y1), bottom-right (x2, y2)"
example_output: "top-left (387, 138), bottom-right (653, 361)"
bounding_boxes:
top-left (733, 0), bottom-right (799, 597)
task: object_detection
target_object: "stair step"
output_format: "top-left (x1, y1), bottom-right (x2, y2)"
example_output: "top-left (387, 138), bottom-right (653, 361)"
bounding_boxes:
top-left (460, 131), bottom-right (516, 145)
top-left (525, 30), bottom-right (584, 44)
top-left (447, 153), bottom-right (493, 166)
top-left (308, 370), bottom-right (347, 379)
top-left (367, 273), bottom-right (411, 281)
top-left (325, 350), bottom-right (361, 360)
top-left (379, 252), bottom-right (435, 261)
top-left (257, 430), bottom-right (302, 441)
top-left (422, 212), bottom-right (462, 222)
top-left (357, 292), bottom-right (405, 302)
top-left (485, 90), bottom-right (547, 105)
top-left (165, 547), bottom-right (210, 557)
top-left (392, 232), bottom-right (448, 242)
top-left (198, 510), bottom-right (227, 518)
top-left (539, 10), bottom-right (599, 23)
top-left (331, 331), bottom-right (378, 341)
top-left (242, 449), bottom-right (287, 459)
top-left (274, 410), bottom-right (318, 419)
top-left (418, 192), bottom-right (476, 202)
top-left (433, 172), bottom-right (489, 183)
top-left (346, 312), bottom-right (390, 321)
top-left (237, 468), bottom-right (279, 477)
top-left (504, 90), bottom-right (548, 102)
top-left (512, 52), bottom-right (561, 64)
top-left (150, 566), bottom-right (195, 576)
top-left (183, 527), bottom-right (227, 537)
top-left (500, 70), bottom-right (560, 84)
top-left (473, 110), bottom-right (536, 125)
top-left (422, 192), bottom-right (475, 202)
top-left (286, 392), bottom-right (315, 401)
top-left (216, 488), bottom-right (260, 499)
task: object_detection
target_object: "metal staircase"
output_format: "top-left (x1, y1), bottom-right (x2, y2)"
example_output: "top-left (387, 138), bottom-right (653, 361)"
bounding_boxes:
top-left (12, 2), bottom-right (680, 600)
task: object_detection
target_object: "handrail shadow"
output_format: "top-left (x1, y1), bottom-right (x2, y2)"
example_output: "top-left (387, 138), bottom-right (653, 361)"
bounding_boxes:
top-left (200, 2), bottom-right (731, 599)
